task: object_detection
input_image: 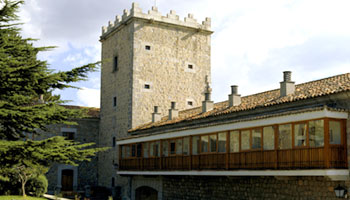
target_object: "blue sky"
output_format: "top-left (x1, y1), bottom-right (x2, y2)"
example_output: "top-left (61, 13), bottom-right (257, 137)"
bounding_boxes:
top-left (18, 0), bottom-right (350, 108)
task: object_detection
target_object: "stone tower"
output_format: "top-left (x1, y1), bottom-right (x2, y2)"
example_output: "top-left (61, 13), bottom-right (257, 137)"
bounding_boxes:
top-left (98, 2), bottom-right (213, 192)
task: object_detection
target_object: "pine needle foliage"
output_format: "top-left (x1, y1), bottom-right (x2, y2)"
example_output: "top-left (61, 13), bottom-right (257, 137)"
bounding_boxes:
top-left (0, 0), bottom-right (100, 140)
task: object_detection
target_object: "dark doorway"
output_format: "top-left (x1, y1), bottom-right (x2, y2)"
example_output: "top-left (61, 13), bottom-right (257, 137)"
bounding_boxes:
top-left (135, 186), bottom-right (158, 200)
top-left (61, 169), bottom-right (74, 191)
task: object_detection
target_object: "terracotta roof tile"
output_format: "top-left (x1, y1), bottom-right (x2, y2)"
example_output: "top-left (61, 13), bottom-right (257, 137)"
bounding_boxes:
top-left (129, 73), bottom-right (350, 133)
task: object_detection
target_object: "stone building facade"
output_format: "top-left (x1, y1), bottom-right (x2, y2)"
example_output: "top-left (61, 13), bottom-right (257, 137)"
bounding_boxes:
top-left (98, 2), bottom-right (212, 194)
top-left (42, 3), bottom-right (350, 200)
top-left (36, 106), bottom-right (100, 194)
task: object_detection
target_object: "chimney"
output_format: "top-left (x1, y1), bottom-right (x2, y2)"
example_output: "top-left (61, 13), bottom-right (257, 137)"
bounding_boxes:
top-left (168, 102), bottom-right (178, 120)
top-left (202, 76), bottom-right (214, 112)
top-left (152, 106), bottom-right (161, 123)
top-left (228, 85), bottom-right (241, 107)
top-left (280, 71), bottom-right (295, 97)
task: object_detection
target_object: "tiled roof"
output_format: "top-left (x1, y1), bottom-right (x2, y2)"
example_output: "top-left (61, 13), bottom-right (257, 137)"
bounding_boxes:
top-left (63, 105), bottom-right (100, 118)
top-left (129, 73), bottom-right (350, 133)
top-left (119, 106), bottom-right (348, 141)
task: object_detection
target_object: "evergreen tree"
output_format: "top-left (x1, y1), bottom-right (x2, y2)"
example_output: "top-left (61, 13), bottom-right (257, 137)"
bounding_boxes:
top-left (0, 0), bottom-right (99, 140)
top-left (0, 0), bottom-right (107, 196)
top-left (0, 137), bottom-right (107, 196)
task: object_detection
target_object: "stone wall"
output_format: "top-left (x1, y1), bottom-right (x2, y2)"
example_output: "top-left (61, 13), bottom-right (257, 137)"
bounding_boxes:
top-left (41, 118), bottom-right (99, 193)
top-left (99, 3), bottom-right (212, 193)
top-left (132, 19), bottom-right (211, 127)
top-left (162, 176), bottom-right (349, 200)
top-left (98, 13), bottom-right (134, 188)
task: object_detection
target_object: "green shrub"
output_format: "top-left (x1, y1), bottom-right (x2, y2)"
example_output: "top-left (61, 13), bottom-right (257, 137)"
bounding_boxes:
top-left (0, 178), bottom-right (21, 195)
top-left (26, 175), bottom-right (48, 197)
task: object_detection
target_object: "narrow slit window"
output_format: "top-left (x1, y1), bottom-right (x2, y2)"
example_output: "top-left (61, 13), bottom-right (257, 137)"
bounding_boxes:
top-left (113, 56), bottom-right (118, 72)
top-left (112, 137), bottom-right (116, 147)
top-left (113, 96), bottom-right (117, 107)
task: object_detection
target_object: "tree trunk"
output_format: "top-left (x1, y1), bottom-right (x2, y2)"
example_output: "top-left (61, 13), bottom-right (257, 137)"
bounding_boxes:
top-left (22, 181), bottom-right (26, 197)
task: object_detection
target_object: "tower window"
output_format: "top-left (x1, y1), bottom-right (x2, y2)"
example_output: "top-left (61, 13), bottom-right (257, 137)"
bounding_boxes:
top-left (145, 45), bottom-right (151, 50)
top-left (113, 97), bottom-right (117, 107)
top-left (188, 64), bottom-right (193, 69)
top-left (113, 137), bottom-right (116, 147)
top-left (113, 56), bottom-right (118, 72)
top-left (144, 84), bottom-right (150, 89)
top-left (187, 101), bottom-right (193, 106)
top-left (112, 177), bottom-right (115, 187)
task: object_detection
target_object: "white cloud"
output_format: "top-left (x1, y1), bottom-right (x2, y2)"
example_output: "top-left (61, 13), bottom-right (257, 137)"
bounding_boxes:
top-left (77, 87), bottom-right (100, 108)
top-left (18, 0), bottom-right (350, 105)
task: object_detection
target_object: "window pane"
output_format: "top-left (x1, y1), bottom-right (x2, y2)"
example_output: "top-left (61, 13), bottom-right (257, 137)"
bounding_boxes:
top-left (154, 141), bottom-right (160, 156)
top-left (150, 141), bottom-right (160, 157)
top-left (252, 128), bottom-right (261, 149)
top-left (241, 130), bottom-right (250, 150)
top-left (137, 144), bottom-right (142, 157)
top-left (121, 146), bottom-right (125, 158)
top-left (149, 143), bottom-right (154, 156)
top-left (329, 121), bottom-right (341, 145)
top-left (263, 126), bottom-right (274, 150)
top-left (126, 145), bottom-right (131, 157)
top-left (162, 140), bottom-right (168, 156)
top-left (230, 131), bottom-right (239, 152)
top-left (209, 135), bottom-right (217, 152)
top-left (218, 132), bottom-right (226, 153)
top-left (309, 120), bottom-right (324, 147)
top-left (201, 135), bottom-right (209, 153)
top-left (131, 144), bottom-right (136, 157)
top-left (170, 141), bottom-right (176, 155)
top-left (176, 139), bottom-right (183, 155)
top-left (143, 143), bottom-right (149, 158)
top-left (183, 137), bottom-right (190, 155)
top-left (279, 124), bottom-right (292, 149)
top-left (294, 123), bottom-right (307, 147)
top-left (192, 136), bottom-right (200, 155)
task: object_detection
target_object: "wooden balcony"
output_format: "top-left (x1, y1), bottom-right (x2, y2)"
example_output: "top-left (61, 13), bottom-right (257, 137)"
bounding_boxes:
top-left (119, 146), bottom-right (347, 171)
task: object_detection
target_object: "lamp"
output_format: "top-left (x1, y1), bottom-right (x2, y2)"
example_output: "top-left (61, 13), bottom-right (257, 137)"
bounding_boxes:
top-left (334, 185), bottom-right (347, 198)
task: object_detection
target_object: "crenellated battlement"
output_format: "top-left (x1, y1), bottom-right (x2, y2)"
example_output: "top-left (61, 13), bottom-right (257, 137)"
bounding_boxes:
top-left (101, 2), bottom-right (212, 37)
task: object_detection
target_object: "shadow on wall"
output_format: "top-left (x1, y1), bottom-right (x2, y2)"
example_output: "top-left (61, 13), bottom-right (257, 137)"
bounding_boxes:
top-left (135, 186), bottom-right (158, 200)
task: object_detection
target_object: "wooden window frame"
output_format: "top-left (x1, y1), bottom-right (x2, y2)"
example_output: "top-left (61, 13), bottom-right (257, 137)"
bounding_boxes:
top-left (120, 117), bottom-right (345, 159)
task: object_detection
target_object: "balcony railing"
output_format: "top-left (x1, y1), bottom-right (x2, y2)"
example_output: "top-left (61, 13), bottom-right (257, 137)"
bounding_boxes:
top-left (119, 146), bottom-right (347, 171)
